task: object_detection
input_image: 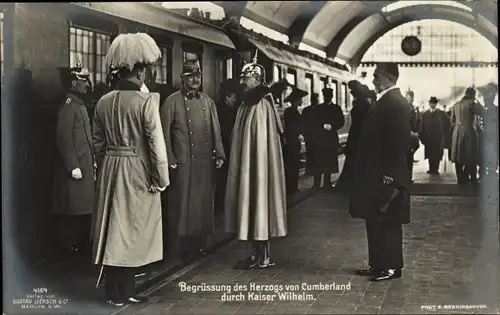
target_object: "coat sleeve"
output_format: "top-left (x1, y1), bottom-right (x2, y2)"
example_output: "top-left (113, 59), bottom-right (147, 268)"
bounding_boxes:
top-left (56, 102), bottom-right (79, 172)
top-left (208, 97), bottom-right (226, 160)
top-left (159, 96), bottom-right (176, 164)
top-left (383, 103), bottom-right (411, 178)
top-left (92, 102), bottom-right (106, 170)
top-left (333, 105), bottom-right (345, 130)
top-left (143, 93), bottom-right (170, 188)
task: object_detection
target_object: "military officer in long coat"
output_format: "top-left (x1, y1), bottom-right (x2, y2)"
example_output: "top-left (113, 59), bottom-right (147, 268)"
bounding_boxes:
top-left (349, 63), bottom-right (412, 282)
top-left (307, 87), bottom-right (345, 189)
top-left (225, 59), bottom-right (287, 269)
top-left (283, 88), bottom-right (307, 194)
top-left (419, 97), bottom-right (450, 174)
top-left (301, 93), bottom-right (319, 176)
top-left (450, 87), bottom-right (484, 185)
top-left (160, 59), bottom-right (225, 261)
top-left (91, 33), bottom-right (169, 306)
top-left (53, 63), bottom-right (95, 253)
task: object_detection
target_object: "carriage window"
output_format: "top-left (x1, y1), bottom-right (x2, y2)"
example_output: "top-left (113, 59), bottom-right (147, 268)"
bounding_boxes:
top-left (341, 82), bottom-right (348, 112)
top-left (286, 68), bottom-right (297, 86)
top-left (273, 65), bottom-right (282, 83)
top-left (304, 73), bottom-right (314, 107)
top-left (226, 58), bottom-right (233, 79)
top-left (0, 11), bottom-right (4, 87)
top-left (320, 77), bottom-right (328, 89)
top-left (69, 25), bottom-right (111, 85)
top-left (331, 80), bottom-right (338, 104)
top-left (152, 46), bottom-right (171, 84)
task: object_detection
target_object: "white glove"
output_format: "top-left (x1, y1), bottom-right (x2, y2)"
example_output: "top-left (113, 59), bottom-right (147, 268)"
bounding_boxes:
top-left (72, 168), bottom-right (83, 180)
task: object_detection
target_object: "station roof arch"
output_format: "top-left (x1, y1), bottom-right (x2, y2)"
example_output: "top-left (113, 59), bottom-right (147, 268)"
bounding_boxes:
top-left (213, 0), bottom-right (498, 67)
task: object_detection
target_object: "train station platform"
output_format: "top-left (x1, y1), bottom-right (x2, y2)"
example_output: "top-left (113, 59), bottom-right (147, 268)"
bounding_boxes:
top-left (4, 159), bottom-right (343, 315)
top-left (7, 154), bottom-right (498, 315)
top-left (111, 188), bottom-right (498, 315)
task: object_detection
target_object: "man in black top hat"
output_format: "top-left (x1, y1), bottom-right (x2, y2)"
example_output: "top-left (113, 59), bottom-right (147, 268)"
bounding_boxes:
top-left (53, 62), bottom-right (95, 253)
top-left (307, 87), bottom-right (345, 190)
top-left (283, 88), bottom-right (307, 194)
top-left (419, 96), bottom-right (450, 175)
top-left (160, 59), bottom-right (225, 261)
top-left (349, 62), bottom-right (412, 282)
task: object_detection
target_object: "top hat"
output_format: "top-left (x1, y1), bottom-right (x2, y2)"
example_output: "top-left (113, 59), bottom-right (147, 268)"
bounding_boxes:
top-left (429, 96), bottom-right (438, 103)
top-left (465, 87), bottom-right (476, 97)
top-left (284, 88), bottom-right (308, 103)
top-left (270, 79), bottom-right (292, 96)
top-left (182, 59), bottom-right (202, 75)
top-left (322, 87), bottom-right (333, 96)
top-left (347, 80), bottom-right (362, 91)
top-left (70, 62), bottom-right (91, 80)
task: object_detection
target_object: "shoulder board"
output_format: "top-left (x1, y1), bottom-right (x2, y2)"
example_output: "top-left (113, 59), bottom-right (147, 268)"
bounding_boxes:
top-left (65, 97), bottom-right (73, 105)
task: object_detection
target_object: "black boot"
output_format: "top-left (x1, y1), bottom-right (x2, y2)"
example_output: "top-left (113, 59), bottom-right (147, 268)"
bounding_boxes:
top-left (257, 241), bottom-right (275, 268)
top-left (234, 242), bottom-right (259, 269)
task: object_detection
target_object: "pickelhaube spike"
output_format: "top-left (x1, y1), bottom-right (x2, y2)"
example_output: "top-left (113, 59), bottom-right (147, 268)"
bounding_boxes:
top-left (252, 49), bottom-right (258, 64)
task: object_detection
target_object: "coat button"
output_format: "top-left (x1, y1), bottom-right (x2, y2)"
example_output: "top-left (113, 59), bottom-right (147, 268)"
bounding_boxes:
top-left (203, 108), bottom-right (206, 111)
top-left (187, 108), bottom-right (190, 111)
top-left (190, 132), bottom-right (193, 134)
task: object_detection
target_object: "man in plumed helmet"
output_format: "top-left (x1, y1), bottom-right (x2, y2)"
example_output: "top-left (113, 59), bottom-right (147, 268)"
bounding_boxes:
top-left (53, 62), bottom-right (95, 254)
top-left (160, 59), bottom-right (225, 262)
top-left (91, 33), bottom-right (169, 306)
top-left (224, 57), bottom-right (287, 269)
top-left (349, 62), bottom-right (412, 282)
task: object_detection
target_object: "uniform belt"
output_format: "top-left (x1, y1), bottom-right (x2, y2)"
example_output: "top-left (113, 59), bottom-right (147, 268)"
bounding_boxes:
top-left (106, 146), bottom-right (138, 156)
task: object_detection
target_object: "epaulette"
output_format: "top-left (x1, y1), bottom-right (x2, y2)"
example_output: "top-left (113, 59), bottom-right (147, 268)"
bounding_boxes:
top-left (65, 97), bottom-right (73, 105)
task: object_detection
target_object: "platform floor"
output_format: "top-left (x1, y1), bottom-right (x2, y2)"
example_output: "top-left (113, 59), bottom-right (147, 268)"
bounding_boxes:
top-left (412, 148), bottom-right (457, 185)
top-left (111, 192), bottom-right (499, 315)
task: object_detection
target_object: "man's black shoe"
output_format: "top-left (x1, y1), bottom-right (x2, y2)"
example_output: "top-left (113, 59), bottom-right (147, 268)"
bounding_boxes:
top-left (370, 269), bottom-right (402, 282)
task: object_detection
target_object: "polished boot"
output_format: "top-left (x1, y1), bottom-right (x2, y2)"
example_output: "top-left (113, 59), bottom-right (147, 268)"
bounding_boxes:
top-left (370, 268), bottom-right (402, 282)
top-left (234, 242), bottom-right (259, 270)
top-left (257, 241), bottom-right (275, 268)
top-left (355, 267), bottom-right (381, 276)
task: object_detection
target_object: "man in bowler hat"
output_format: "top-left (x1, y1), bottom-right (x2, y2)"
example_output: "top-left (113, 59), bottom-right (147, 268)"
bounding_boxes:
top-left (419, 96), bottom-right (450, 174)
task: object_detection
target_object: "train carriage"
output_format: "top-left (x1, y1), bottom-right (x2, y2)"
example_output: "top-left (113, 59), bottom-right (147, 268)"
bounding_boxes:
top-left (3, 2), bottom-right (358, 266)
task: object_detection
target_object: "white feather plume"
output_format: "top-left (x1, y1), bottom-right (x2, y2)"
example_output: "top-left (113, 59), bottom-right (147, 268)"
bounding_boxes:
top-left (105, 33), bottom-right (162, 71)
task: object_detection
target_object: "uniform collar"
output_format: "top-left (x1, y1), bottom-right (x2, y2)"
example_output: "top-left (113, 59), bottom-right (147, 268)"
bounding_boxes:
top-left (181, 87), bottom-right (200, 99)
